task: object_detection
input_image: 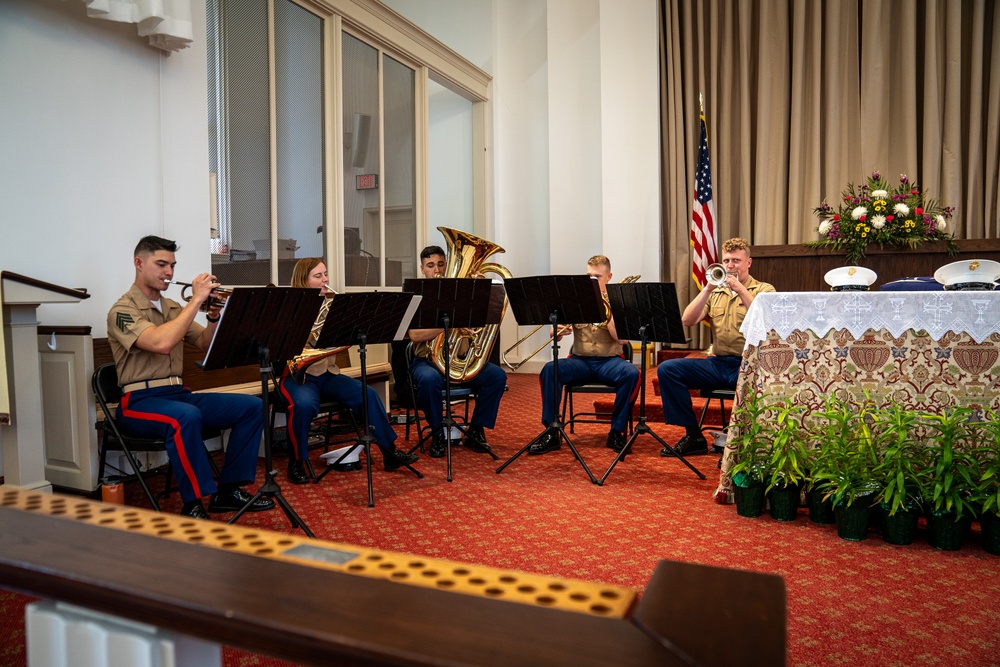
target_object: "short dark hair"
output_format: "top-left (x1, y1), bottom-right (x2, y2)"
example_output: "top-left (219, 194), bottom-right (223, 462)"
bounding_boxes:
top-left (420, 245), bottom-right (445, 261)
top-left (134, 235), bottom-right (178, 257)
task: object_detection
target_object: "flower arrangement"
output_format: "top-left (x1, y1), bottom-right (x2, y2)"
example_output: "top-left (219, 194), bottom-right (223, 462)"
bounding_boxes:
top-left (807, 171), bottom-right (957, 264)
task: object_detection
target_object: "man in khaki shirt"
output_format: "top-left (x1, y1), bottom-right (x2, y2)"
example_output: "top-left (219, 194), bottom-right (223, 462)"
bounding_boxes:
top-left (528, 255), bottom-right (640, 455)
top-left (107, 236), bottom-right (273, 519)
top-left (657, 237), bottom-right (775, 456)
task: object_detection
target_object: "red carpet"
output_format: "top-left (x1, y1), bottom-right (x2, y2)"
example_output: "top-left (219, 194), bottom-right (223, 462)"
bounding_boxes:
top-left (3, 372), bottom-right (1000, 666)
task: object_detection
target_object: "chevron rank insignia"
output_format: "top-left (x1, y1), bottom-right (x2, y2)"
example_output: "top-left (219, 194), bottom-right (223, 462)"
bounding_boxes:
top-left (115, 312), bottom-right (135, 333)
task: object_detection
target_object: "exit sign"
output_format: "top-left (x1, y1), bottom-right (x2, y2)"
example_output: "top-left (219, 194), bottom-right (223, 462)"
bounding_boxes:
top-left (356, 174), bottom-right (378, 190)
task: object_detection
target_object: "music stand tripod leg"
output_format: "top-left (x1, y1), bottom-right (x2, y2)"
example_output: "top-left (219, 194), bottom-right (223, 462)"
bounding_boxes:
top-left (597, 335), bottom-right (705, 485)
top-left (496, 313), bottom-right (596, 484)
top-left (229, 348), bottom-right (315, 538)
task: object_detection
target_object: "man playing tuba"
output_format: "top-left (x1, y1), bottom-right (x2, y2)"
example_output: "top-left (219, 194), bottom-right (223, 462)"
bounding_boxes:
top-left (528, 255), bottom-right (641, 456)
top-left (407, 245), bottom-right (507, 458)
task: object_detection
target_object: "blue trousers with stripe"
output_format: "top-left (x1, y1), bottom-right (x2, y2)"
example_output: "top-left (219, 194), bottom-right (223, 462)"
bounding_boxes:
top-left (118, 386), bottom-right (263, 503)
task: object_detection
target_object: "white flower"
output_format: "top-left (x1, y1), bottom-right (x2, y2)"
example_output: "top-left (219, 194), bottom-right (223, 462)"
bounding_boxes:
top-left (818, 220), bottom-right (832, 235)
top-left (872, 189), bottom-right (888, 199)
top-left (871, 214), bottom-right (886, 229)
top-left (851, 205), bottom-right (867, 220)
top-left (894, 203), bottom-right (910, 216)
top-left (936, 215), bottom-right (947, 231)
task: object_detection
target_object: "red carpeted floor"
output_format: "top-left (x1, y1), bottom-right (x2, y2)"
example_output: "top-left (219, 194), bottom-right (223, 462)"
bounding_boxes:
top-left (3, 372), bottom-right (1000, 666)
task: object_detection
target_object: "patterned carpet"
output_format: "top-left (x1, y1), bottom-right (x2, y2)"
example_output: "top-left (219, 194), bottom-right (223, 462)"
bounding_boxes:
top-left (2, 372), bottom-right (1000, 666)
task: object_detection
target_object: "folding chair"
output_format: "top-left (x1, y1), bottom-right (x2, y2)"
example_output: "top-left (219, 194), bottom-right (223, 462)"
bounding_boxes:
top-left (560, 344), bottom-right (635, 434)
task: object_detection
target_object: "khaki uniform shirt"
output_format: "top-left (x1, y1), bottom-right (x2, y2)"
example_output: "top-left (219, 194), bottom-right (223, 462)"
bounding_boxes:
top-left (107, 284), bottom-right (203, 386)
top-left (704, 276), bottom-right (775, 357)
top-left (570, 320), bottom-right (622, 358)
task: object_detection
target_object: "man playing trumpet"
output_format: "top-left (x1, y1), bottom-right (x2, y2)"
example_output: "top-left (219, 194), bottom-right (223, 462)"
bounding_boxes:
top-left (528, 255), bottom-right (641, 455)
top-left (656, 237), bottom-right (774, 456)
top-left (280, 258), bottom-right (419, 483)
top-left (107, 235), bottom-right (273, 519)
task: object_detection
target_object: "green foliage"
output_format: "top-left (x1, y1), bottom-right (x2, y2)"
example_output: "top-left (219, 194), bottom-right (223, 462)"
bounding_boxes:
top-left (810, 393), bottom-right (882, 509)
top-left (726, 386), bottom-right (773, 486)
top-left (871, 403), bottom-right (926, 516)
top-left (971, 409), bottom-right (1000, 518)
top-left (921, 407), bottom-right (979, 520)
top-left (764, 399), bottom-right (810, 493)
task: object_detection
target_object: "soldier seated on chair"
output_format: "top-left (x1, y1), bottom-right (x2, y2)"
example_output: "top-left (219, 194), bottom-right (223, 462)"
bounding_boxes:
top-left (656, 237), bottom-right (774, 456)
top-left (407, 245), bottom-right (507, 458)
top-left (107, 235), bottom-right (274, 520)
top-left (280, 258), bottom-right (419, 483)
top-left (529, 255), bottom-right (640, 456)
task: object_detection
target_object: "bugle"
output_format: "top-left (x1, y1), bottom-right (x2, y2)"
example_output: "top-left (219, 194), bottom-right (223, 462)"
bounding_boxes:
top-left (170, 280), bottom-right (232, 312)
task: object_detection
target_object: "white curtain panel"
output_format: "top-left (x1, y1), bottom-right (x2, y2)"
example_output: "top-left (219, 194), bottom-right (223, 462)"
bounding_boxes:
top-left (76, 0), bottom-right (193, 52)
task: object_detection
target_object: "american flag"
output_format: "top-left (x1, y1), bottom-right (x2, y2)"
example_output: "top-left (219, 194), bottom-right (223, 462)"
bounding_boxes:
top-left (690, 110), bottom-right (718, 289)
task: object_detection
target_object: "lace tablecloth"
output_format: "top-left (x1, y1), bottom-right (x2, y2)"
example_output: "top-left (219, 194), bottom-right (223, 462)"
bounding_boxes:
top-left (741, 291), bottom-right (1000, 347)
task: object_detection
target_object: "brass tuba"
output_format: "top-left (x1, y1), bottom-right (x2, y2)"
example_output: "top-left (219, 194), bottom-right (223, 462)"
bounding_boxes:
top-left (429, 227), bottom-right (512, 382)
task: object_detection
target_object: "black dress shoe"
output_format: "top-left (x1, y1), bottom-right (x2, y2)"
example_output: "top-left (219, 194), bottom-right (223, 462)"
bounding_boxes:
top-left (208, 488), bottom-right (276, 513)
top-left (385, 449), bottom-right (420, 471)
top-left (465, 427), bottom-right (492, 453)
top-left (429, 435), bottom-right (447, 458)
top-left (287, 460), bottom-right (309, 485)
top-left (180, 501), bottom-right (210, 520)
top-left (528, 431), bottom-right (561, 455)
top-left (330, 461), bottom-right (363, 472)
top-left (606, 429), bottom-right (629, 453)
top-left (661, 434), bottom-right (709, 457)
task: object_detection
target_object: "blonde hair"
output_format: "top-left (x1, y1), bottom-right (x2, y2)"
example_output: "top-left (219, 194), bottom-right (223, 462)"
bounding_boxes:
top-left (722, 238), bottom-right (751, 256)
top-left (291, 257), bottom-right (324, 288)
top-left (587, 255), bottom-right (611, 271)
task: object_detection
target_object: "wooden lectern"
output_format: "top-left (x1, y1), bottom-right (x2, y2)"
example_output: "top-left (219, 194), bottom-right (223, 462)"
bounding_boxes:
top-left (1, 271), bottom-right (89, 492)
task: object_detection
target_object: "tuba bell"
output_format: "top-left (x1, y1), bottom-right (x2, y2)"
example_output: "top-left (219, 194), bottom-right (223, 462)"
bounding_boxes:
top-left (429, 227), bottom-right (512, 382)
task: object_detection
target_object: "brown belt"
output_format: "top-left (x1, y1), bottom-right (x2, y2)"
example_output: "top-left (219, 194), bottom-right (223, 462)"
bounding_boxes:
top-left (121, 376), bottom-right (184, 393)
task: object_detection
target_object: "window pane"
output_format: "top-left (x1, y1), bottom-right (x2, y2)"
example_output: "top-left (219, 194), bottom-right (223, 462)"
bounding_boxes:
top-left (382, 55), bottom-right (416, 286)
top-left (274, 0), bottom-right (324, 285)
top-left (342, 33), bottom-right (381, 287)
top-left (427, 79), bottom-right (473, 250)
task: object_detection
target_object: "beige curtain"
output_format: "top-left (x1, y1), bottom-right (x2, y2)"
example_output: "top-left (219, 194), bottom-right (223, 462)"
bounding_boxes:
top-left (660, 0), bottom-right (1000, 344)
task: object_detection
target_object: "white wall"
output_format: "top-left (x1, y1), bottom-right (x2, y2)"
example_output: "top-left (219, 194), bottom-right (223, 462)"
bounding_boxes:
top-left (1, 0), bottom-right (659, 353)
top-left (0, 0), bottom-right (211, 335)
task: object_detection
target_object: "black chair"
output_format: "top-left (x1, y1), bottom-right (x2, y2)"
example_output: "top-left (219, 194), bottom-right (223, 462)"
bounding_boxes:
top-left (93, 363), bottom-right (222, 510)
top-left (697, 387), bottom-right (735, 431)
top-left (268, 367), bottom-right (362, 479)
top-left (402, 341), bottom-right (475, 451)
top-left (560, 343), bottom-right (636, 434)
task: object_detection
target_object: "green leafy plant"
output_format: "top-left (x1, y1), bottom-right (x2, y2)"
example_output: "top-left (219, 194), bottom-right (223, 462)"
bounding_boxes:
top-left (871, 404), bottom-right (926, 516)
top-left (811, 393), bottom-right (882, 509)
top-left (726, 386), bottom-right (773, 488)
top-left (921, 407), bottom-right (979, 520)
top-left (972, 409), bottom-right (1000, 518)
top-left (764, 399), bottom-right (810, 493)
top-left (807, 170), bottom-right (957, 264)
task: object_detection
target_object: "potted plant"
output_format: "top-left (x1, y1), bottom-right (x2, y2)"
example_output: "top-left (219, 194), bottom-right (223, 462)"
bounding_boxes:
top-left (811, 394), bottom-right (882, 541)
top-left (920, 407), bottom-right (979, 551)
top-left (972, 410), bottom-right (1000, 556)
top-left (871, 404), bottom-right (925, 545)
top-left (726, 387), bottom-right (772, 518)
top-left (764, 399), bottom-right (810, 521)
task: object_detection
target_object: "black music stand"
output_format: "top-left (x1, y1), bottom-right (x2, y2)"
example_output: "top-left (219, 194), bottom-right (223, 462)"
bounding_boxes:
top-left (197, 287), bottom-right (322, 536)
top-left (597, 282), bottom-right (705, 485)
top-left (309, 291), bottom-right (424, 506)
top-left (402, 277), bottom-right (501, 482)
top-left (495, 275), bottom-right (606, 483)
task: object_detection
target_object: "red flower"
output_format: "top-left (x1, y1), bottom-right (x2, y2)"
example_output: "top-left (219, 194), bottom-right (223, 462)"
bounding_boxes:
top-left (915, 207), bottom-right (924, 215)
top-left (911, 188), bottom-right (919, 195)
top-left (886, 215), bottom-right (894, 221)
top-left (844, 196), bottom-right (851, 202)
top-left (860, 215), bottom-right (867, 222)
top-left (833, 214), bottom-right (840, 221)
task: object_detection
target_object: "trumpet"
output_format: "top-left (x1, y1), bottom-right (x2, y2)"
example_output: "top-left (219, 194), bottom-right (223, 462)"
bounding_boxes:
top-left (501, 274), bottom-right (640, 371)
top-left (706, 263), bottom-right (735, 293)
top-left (170, 281), bottom-right (233, 312)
